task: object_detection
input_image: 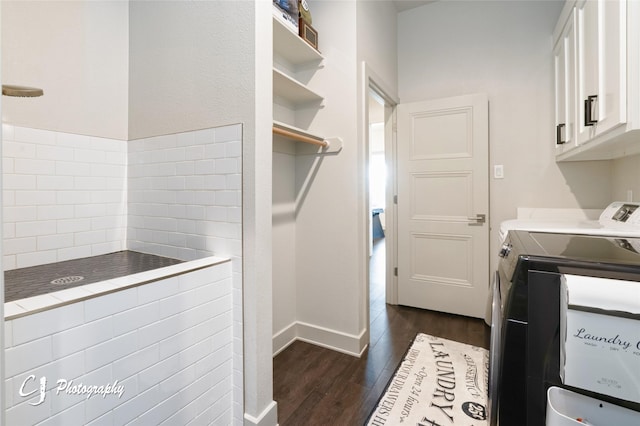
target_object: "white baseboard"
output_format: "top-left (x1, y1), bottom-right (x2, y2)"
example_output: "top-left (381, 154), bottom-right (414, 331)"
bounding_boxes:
top-left (272, 322), bottom-right (298, 356)
top-left (272, 321), bottom-right (368, 357)
top-left (244, 400), bottom-right (278, 426)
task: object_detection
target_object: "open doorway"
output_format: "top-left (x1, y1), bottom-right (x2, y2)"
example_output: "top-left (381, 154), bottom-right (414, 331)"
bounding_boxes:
top-left (362, 63), bottom-right (399, 345)
top-left (368, 90), bottom-right (387, 320)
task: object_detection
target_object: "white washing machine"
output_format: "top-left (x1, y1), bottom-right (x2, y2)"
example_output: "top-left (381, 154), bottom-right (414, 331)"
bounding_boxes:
top-left (499, 201), bottom-right (640, 242)
top-left (487, 201), bottom-right (640, 326)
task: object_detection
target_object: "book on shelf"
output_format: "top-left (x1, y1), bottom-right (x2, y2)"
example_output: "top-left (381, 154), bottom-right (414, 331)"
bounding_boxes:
top-left (273, 0), bottom-right (299, 33)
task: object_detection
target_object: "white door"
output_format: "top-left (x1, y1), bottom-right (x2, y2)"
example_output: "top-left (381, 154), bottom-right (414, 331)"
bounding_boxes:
top-left (396, 94), bottom-right (489, 319)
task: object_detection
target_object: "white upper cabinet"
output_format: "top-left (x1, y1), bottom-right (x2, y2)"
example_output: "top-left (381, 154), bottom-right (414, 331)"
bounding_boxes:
top-left (554, 8), bottom-right (578, 155)
top-left (576, 0), bottom-right (626, 144)
top-left (555, 0), bottom-right (640, 161)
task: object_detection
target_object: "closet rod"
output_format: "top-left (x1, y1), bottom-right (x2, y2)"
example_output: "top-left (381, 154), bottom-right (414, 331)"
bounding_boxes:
top-left (272, 126), bottom-right (329, 148)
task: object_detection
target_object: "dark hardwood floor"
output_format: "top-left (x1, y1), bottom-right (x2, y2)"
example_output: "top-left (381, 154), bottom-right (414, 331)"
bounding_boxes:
top-left (273, 238), bottom-right (490, 425)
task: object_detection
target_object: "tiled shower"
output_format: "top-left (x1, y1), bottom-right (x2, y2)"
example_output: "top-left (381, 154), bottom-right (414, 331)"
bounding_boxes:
top-left (2, 123), bottom-right (243, 424)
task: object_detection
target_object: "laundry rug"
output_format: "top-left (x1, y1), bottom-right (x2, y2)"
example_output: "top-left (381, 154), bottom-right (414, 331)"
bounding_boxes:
top-left (366, 333), bottom-right (489, 426)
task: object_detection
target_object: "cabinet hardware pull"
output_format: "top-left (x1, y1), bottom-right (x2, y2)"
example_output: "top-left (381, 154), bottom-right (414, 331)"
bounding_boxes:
top-left (556, 123), bottom-right (566, 145)
top-left (584, 95), bottom-right (598, 126)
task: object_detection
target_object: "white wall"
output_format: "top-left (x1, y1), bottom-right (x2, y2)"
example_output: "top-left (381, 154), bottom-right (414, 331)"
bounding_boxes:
top-left (4, 261), bottom-right (233, 425)
top-left (611, 154), bottom-right (640, 201)
top-left (2, 125), bottom-right (127, 270)
top-left (272, 143), bottom-right (297, 353)
top-left (2, 1), bottom-right (274, 423)
top-left (292, 0), bottom-right (363, 353)
top-left (357, 0), bottom-right (398, 97)
top-left (244, 1), bottom-right (276, 424)
top-left (2, 0), bottom-right (257, 143)
top-left (1, 1), bottom-right (129, 140)
top-left (398, 0), bottom-right (612, 265)
top-left (128, 1), bottom-right (254, 141)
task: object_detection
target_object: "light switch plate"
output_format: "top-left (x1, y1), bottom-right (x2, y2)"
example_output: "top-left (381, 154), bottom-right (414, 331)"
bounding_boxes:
top-left (494, 165), bottom-right (504, 179)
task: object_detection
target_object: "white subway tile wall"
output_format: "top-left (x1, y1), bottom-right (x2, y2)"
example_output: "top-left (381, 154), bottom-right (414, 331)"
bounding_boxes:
top-left (127, 125), bottom-right (242, 263)
top-left (2, 124), bottom-right (127, 270)
top-left (2, 123), bottom-right (244, 424)
top-left (128, 124), bottom-right (243, 424)
top-left (4, 261), bottom-right (233, 425)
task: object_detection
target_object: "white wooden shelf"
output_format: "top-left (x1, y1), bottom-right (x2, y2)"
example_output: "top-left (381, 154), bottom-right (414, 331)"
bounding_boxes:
top-left (273, 16), bottom-right (324, 66)
top-left (273, 68), bottom-right (323, 106)
top-left (272, 11), bottom-right (339, 154)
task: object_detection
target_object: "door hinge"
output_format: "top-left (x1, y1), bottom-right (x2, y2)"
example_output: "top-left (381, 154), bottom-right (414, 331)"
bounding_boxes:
top-left (394, 267), bottom-right (398, 276)
top-left (394, 195), bottom-right (398, 204)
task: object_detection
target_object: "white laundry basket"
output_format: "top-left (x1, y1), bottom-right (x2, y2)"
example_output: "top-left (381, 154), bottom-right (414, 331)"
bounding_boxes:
top-left (546, 387), bottom-right (640, 426)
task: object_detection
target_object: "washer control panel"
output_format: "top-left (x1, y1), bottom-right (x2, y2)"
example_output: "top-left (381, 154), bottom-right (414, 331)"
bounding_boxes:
top-left (600, 202), bottom-right (640, 228)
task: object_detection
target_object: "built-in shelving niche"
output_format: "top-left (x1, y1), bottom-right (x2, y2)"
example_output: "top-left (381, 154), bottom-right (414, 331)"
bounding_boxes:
top-left (272, 16), bottom-right (340, 155)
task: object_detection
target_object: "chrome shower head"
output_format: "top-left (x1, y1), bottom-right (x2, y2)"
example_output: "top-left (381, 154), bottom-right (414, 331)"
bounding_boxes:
top-left (2, 84), bottom-right (43, 97)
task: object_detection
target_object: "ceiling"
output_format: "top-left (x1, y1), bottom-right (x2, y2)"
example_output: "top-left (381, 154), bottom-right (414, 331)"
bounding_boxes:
top-left (393, 0), bottom-right (436, 12)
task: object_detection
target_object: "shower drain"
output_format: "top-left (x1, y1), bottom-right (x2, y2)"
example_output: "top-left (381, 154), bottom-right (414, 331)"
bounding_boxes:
top-left (50, 276), bottom-right (85, 285)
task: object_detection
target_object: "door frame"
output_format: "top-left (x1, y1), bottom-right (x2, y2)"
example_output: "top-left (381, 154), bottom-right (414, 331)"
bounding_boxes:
top-left (361, 62), bottom-right (399, 340)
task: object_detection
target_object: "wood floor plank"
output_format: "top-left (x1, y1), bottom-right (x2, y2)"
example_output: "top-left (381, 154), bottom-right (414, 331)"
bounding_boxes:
top-left (273, 239), bottom-right (490, 425)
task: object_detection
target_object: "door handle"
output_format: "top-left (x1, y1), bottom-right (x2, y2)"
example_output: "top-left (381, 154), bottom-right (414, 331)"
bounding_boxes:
top-left (467, 214), bottom-right (486, 224)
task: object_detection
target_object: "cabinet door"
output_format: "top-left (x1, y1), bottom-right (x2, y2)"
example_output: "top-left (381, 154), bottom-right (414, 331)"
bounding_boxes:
top-left (577, 0), bottom-right (626, 145)
top-left (554, 8), bottom-right (577, 154)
